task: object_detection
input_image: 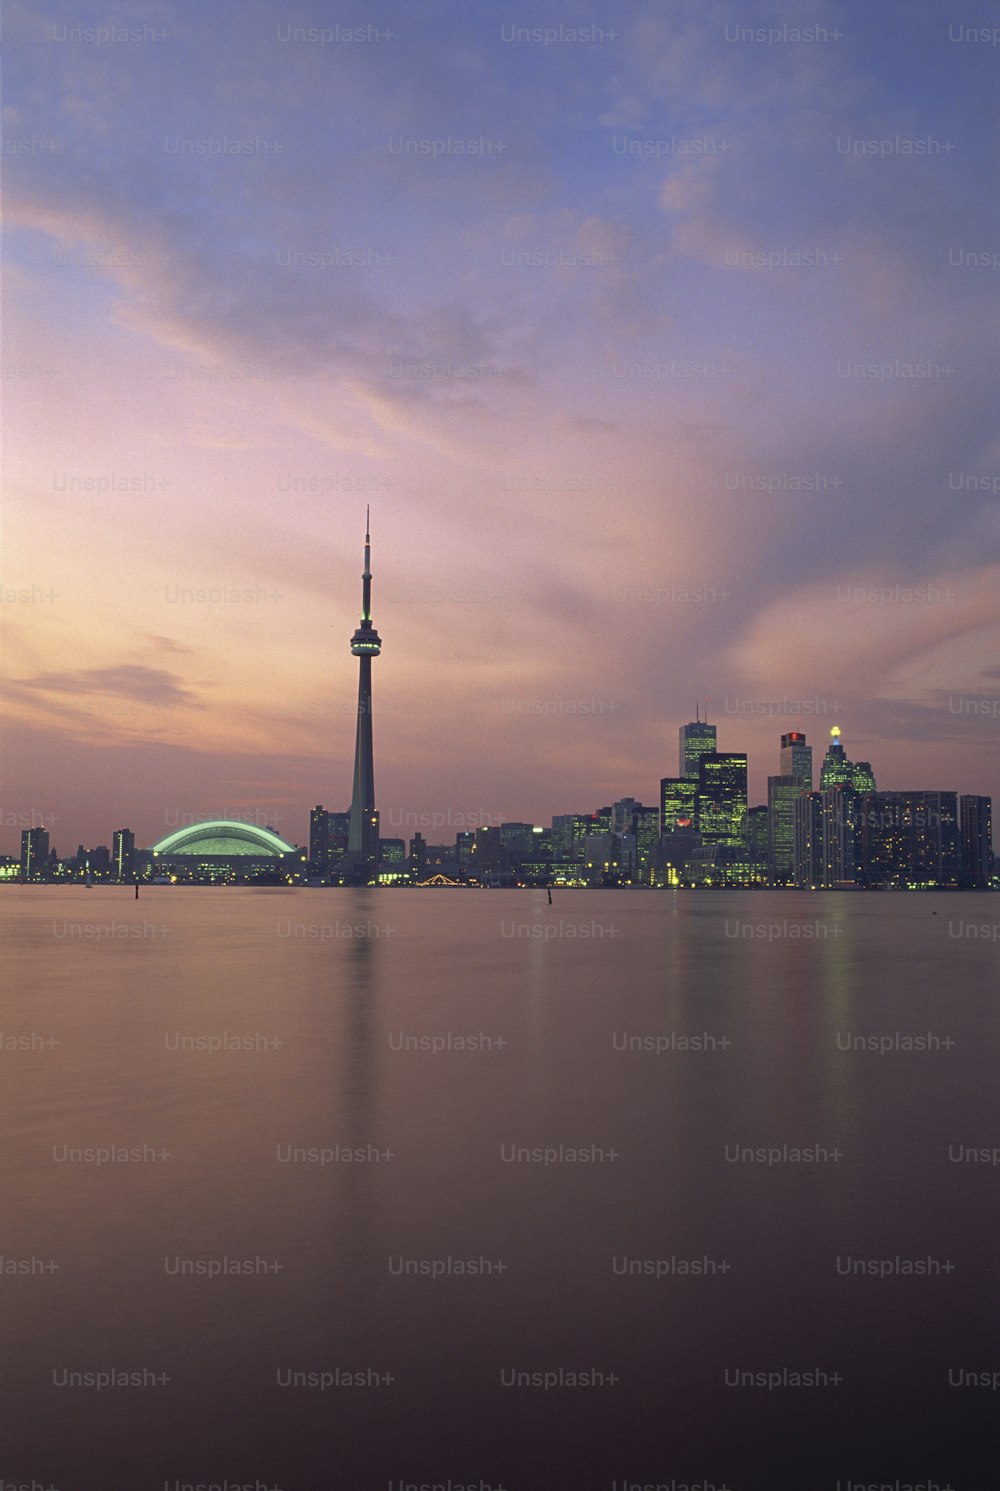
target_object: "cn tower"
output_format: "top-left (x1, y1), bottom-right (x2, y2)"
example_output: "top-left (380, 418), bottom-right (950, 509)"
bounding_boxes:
top-left (345, 508), bottom-right (381, 882)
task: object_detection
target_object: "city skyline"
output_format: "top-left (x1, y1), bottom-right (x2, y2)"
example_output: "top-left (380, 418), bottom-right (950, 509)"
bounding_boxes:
top-left (3, 704), bottom-right (996, 861)
top-left (9, 714), bottom-right (993, 885)
top-left (4, 0), bottom-right (1000, 851)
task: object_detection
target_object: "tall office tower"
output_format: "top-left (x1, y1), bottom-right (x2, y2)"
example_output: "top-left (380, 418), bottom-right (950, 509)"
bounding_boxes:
top-left (819, 788), bottom-right (859, 886)
top-left (679, 710), bottom-right (717, 779)
top-left (112, 828), bottom-right (135, 882)
top-left (854, 793), bottom-right (887, 888)
top-left (959, 794), bottom-right (993, 888)
top-left (659, 777), bottom-right (698, 834)
top-left (345, 511), bottom-right (382, 882)
top-left (747, 805), bottom-right (769, 864)
top-left (934, 793), bottom-right (962, 887)
top-left (793, 788), bottom-right (859, 887)
top-left (697, 752), bottom-right (748, 847)
top-left (310, 806), bottom-right (350, 873)
top-left (309, 805), bottom-right (330, 870)
top-left (819, 726), bottom-right (877, 793)
top-left (20, 827), bottom-right (50, 881)
top-left (858, 791), bottom-right (960, 888)
top-left (634, 806), bottom-right (661, 876)
top-left (793, 793), bottom-right (823, 887)
top-left (767, 775), bottom-right (803, 884)
top-left (819, 727), bottom-right (852, 789)
top-left (780, 730), bottom-right (812, 787)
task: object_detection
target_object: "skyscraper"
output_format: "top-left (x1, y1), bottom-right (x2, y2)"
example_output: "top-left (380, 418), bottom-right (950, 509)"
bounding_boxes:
top-left (659, 777), bottom-right (698, 834)
top-left (857, 791), bottom-right (960, 889)
top-left (768, 732), bottom-right (812, 884)
top-left (779, 730), bottom-right (812, 788)
top-left (112, 828), bottom-right (135, 882)
top-left (309, 805), bottom-right (329, 871)
top-left (819, 727), bottom-right (876, 793)
top-left (959, 795), bottom-right (992, 888)
top-left (793, 793), bottom-right (823, 888)
top-left (634, 806), bottom-right (660, 879)
top-left (747, 805), bottom-right (769, 865)
top-left (20, 827), bottom-right (49, 881)
top-left (819, 787), bottom-right (860, 886)
top-left (679, 711), bottom-right (717, 779)
top-left (697, 752), bottom-right (748, 847)
top-left (310, 806), bottom-right (350, 875)
top-left (345, 511), bottom-right (381, 883)
top-left (819, 727), bottom-right (852, 789)
top-left (767, 776), bottom-right (802, 884)
top-left (794, 788), bottom-right (859, 887)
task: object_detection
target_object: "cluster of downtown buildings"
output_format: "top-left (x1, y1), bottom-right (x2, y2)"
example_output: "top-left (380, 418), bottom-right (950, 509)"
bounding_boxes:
top-left (307, 717), bottom-right (994, 890)
top-left (7, 523), bottom-right (994, 890)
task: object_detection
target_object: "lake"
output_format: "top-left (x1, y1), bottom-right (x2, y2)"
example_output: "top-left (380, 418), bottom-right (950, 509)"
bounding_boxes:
top-left (2, 887), bottom-right (998, 1489)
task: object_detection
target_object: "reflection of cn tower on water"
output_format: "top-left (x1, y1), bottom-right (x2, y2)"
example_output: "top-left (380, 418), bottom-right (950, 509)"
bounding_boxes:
top-left (345, 508), bottom-right (381, 883)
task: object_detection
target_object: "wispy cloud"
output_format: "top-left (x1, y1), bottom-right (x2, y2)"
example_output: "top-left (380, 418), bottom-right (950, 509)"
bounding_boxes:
top-left (14, 663), bottom-right (201, 706)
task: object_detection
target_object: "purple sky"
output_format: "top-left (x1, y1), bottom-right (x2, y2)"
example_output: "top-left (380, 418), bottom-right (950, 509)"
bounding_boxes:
top-left (3, 0), bottom-right (999, 854)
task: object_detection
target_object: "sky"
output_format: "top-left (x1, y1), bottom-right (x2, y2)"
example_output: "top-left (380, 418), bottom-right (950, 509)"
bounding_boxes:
top-left (3, 0), bottom-right (999, 854)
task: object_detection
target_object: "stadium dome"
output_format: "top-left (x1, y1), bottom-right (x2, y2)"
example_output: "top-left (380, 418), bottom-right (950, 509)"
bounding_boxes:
top-left (150, 820), bottom-right (297, 857)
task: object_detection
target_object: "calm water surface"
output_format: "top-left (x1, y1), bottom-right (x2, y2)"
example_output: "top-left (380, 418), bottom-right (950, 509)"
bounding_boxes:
top-left (2, 888), bottom-right (998, 1489)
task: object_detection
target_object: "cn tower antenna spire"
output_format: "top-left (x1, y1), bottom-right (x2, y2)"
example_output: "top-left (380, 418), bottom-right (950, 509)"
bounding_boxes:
top-left (361, 506), bottom-right (373, 621)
